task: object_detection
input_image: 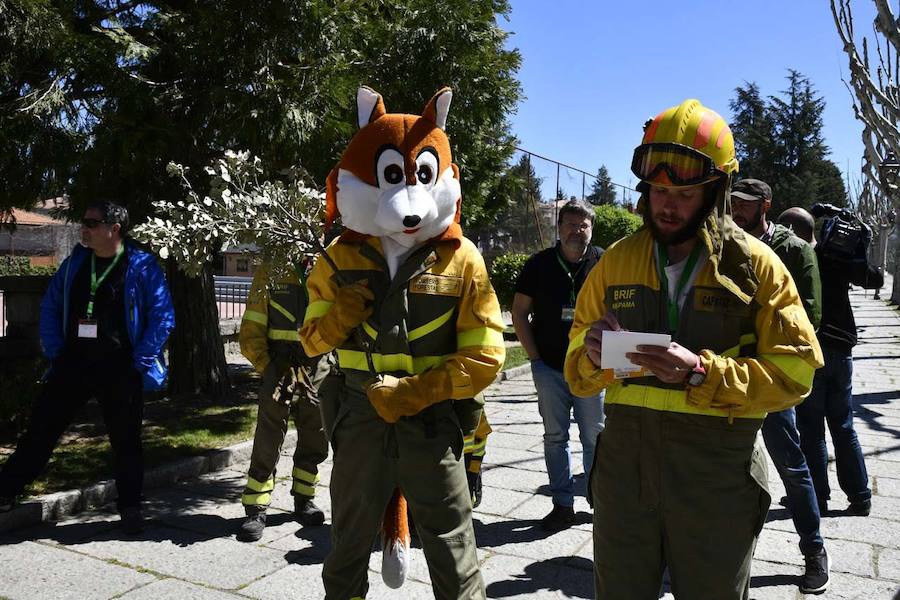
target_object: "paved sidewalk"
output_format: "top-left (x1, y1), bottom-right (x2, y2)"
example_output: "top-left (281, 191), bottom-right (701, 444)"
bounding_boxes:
top-left (1, 288), bottom-right (900, 599)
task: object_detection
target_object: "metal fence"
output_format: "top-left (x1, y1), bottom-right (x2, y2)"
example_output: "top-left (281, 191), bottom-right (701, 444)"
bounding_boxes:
top-left (214, 275), bottom-right (251, 321)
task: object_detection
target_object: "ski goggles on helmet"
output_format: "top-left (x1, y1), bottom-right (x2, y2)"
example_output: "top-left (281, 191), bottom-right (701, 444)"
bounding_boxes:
top-left (631, 143), bottom-right (724, 187)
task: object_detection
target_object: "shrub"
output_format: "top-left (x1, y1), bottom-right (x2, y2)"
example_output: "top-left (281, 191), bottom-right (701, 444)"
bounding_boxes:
top-left (0, 357), bottom-right (46, 441)
top-left (592, 205), bottom-right (643, 249)
top-left (489, 252), bottom-right (529, 311)
top-left (0, 256), bottom-right (57, 276)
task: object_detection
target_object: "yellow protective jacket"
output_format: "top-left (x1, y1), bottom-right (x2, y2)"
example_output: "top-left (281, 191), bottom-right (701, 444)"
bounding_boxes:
top-left (565, 228), bottom-right (824, 420)
top-left (300, 233), bottom-right (505, 400)
top-left (239, 264), bottom-right (308, 374)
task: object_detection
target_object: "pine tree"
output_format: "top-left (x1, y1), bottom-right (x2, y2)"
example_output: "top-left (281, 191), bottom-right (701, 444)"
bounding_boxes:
top-left (586, 165), bottom-right (617, 205)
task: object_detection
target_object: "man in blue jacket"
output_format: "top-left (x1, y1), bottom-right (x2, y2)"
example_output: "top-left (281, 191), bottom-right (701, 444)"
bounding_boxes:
top-left (0, 201), bottom-right (174, 533)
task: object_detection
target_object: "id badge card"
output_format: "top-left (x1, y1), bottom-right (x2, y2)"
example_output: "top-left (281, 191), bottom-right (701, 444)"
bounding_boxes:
top-left (78, 319), bottom-right (98, 339)
top-left (561, 306), bottom-right (576, 322)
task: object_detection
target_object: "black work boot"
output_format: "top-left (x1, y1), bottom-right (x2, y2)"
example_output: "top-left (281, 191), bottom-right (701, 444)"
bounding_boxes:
top-left (540, 503), bottom-right (575, 531)
top-left (238, 510), bottom-right (267, 542)
top-left (847, 499), bottom-right (871, 516)
top-left (120, 506), bottom-right (144, 535)
top-left (799, 547), bottom-right (830, 594)
top-left (294, 496), bottom-right (325, 526)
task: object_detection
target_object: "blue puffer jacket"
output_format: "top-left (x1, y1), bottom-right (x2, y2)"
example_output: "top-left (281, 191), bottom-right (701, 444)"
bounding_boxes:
top-left (39, 241), bottom-right (176, 391)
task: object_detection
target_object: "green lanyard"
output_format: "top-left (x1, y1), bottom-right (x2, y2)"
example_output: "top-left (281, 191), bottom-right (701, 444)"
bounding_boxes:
top-left (86, 246), bottom-right (124, 319)
top-left (556, 251), bottom-right (586, 305)
top-left (656, 242), bottom-right (702, 333)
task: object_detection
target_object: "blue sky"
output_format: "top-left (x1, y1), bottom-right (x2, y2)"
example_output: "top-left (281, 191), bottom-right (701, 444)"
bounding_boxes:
top-left (501, 0), bottom-right (875, 204)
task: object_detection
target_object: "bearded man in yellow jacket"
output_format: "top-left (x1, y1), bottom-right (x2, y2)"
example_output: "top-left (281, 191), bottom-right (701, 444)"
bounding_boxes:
top-left (565, 100), bottom-right (823, 600)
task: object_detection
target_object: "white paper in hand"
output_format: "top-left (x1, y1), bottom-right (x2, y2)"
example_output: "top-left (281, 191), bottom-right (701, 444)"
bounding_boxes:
top-left (600, 330), bottom-right (672, 376)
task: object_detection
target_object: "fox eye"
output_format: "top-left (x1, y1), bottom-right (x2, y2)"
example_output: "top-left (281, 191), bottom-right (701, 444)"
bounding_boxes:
top-left (414, 149), bottom-right (439, 188)
top-left (384, 164), bottom-right (403, 185)
top-left (416, 164), bottom-right (433, 185)
top-left (376, 148), bottom-right (405, 188)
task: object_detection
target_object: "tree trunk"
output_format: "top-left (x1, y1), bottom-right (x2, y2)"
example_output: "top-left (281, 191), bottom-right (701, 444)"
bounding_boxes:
top-left (166, 263), bottom-right (231, 397)
top-left (891, 225), bottom-right (900, 304)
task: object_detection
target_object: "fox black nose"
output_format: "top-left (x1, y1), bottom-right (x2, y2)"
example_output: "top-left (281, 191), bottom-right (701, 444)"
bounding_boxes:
top-left (403, 215), bottom-right (421, 228)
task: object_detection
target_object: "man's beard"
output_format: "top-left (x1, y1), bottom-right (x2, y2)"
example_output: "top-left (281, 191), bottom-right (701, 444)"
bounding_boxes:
top-left (561, 234), bottom-right (588, 256)
top-left (644, 203), bottom-right (710, 246)
top-left (735, 204), bottom-right (763, 233)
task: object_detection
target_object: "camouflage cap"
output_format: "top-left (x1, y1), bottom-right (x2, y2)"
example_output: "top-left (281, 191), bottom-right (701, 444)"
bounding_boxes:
top-left (730, 178), bottom-right (771, 202)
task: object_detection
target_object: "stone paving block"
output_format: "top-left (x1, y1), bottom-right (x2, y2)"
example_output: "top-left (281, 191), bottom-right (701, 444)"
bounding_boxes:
top-left (753, 527), bottom-right (803, 567)
top-left (0, 539), bottom-right (156, 600)
top-left (485, 431), bottom-right (544, 452)
top-left (876, 548), bottom-right (900, 581)
top-left (822, 570), bottom-right (900, 598)
top-left (481, 552), bottom-right (593, 599)
top-left (472, 513), bottom-right (591, 562)
top-left (876, 476), bottom-right (900, 497)
top-left (819, 515), bottom-right (900, 547)
top-left (747, 559), bottom-right (804, 599)
top-left (483, 465), bottom-right (551, 495)
top-left (827, 539), bottom-right (877, 578)
top-left (487, 445), bottom-right (547, 473)
top-left (72, 524), bottom-right (288, 589)
top-left (238, 563), bottom-right (327, 600)
top-left (118, 578), bottom-right (244, 599)
top-left (473, 486), bottom-right (533, 518)
top-left (861, 459), bottom-right (900, 478)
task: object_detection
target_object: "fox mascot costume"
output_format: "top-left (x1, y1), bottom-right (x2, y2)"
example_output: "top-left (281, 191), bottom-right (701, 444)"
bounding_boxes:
top-left (300, 86), bottom-right (505, 599)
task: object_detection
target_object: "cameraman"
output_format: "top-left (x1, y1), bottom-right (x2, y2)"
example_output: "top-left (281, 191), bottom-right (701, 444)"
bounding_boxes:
top-left (779, 205), bottom-right (882, 517)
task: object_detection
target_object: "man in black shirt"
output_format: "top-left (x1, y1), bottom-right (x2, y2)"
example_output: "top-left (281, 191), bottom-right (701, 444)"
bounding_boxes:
top-left (512, 200), bottom-right (604, 530)
top-left (779, 207), bottom-right (881, 517)
top-left (0, 202), bottom-right (174, 533)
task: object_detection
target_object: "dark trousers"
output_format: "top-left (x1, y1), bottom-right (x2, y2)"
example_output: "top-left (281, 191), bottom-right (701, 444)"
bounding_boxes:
top-left (761, 407), bottom-right (823, 555)
top-left (796, 346), bottom-right (871, 504)
top-left (0, 355), bottom-right (144, 511)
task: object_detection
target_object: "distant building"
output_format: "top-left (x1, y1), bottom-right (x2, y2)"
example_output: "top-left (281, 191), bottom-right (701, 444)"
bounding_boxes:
top-left (0, 199), bottom-right (80, 267)
top-left (221, 243), bottom-right (260, 277)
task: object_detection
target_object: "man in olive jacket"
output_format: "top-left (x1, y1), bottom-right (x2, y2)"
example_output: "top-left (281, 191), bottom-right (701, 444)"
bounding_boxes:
top-left (731, 178), bottom-right (829, 594)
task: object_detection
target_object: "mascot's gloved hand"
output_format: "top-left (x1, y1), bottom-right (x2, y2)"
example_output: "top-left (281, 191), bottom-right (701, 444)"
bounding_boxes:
top-left (367, 369), bottom-right (452, 423)
top-left (317, 280), bottom-right (375, 347)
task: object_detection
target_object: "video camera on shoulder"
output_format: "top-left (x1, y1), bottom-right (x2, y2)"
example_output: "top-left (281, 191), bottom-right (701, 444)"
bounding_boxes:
top-left (811, 203), bottom-right (872, 262)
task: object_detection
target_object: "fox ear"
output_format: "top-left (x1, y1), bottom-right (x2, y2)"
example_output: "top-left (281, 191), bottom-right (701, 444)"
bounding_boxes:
top-left (422, 87), bottom-right (452, 130)
top-left (357, 86), bottom-right (386, 128)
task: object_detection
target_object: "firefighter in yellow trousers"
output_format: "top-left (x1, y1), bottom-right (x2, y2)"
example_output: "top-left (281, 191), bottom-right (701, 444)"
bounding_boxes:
top-left (237, 262), bottom-right (331, 542)
top-left (565, 100), bottom-right (823, 599)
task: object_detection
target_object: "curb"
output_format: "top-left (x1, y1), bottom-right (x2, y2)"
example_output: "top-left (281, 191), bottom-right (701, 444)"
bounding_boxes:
top-left (0, 363), bottom-right (535, 534)
top-left (0, 434), bottom-right (293, 534)
top-left (495, 363), bottom-right (531, 382)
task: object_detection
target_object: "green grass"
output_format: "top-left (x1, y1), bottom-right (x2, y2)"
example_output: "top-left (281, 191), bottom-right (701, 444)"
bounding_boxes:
top-left (0, 377), bottom-right (260, 496)
top-left (1, 348), bottom-right (534, 497)
top-left (503, 345), bottom-right (529, 370)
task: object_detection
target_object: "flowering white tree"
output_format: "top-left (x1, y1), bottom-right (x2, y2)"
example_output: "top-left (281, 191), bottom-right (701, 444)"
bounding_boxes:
top-left (133, 150), bottom-right (327, 280)
top-left (133, 150), bottom-right (376, 379)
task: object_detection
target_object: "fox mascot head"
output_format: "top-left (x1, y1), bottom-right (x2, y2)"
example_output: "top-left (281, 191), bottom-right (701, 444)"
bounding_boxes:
top-left (325, 86), bottom-right (462, 254)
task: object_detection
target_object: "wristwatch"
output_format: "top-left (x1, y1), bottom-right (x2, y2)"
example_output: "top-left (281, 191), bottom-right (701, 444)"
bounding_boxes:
top-left (685, 358), bottom-right (706, 387)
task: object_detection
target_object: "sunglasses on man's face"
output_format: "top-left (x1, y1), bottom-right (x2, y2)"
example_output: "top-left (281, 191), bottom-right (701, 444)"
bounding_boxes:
top-left (81, 218), bottom-right (108, 229)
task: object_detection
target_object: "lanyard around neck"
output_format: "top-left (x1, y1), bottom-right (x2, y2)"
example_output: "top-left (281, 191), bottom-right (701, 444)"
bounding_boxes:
top-left (556, 249), bottom-right (587, 305)
top-left (656, 242), bottom-right (702, 333)
top-left (87, 246), bottom-right (124, 319)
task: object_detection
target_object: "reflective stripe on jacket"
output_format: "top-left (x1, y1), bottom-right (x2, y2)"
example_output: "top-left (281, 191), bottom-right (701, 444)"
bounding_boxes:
top-left (239, 264), bottom-right (308, 374)
top-left (300, 235), bottom-right (505, 398)
top-left (564, 228), bottom-right (824, 419)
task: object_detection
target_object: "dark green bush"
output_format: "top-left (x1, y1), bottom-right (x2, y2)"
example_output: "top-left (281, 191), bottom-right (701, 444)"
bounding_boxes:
top-left (489, 252), bottom-right (529, 310)
top-left (0, 358), bottom-right (46, 441)
top-left (592, 205), bottom-right (643, 249)
top-left (0, 256), bottom-right (57, 276)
